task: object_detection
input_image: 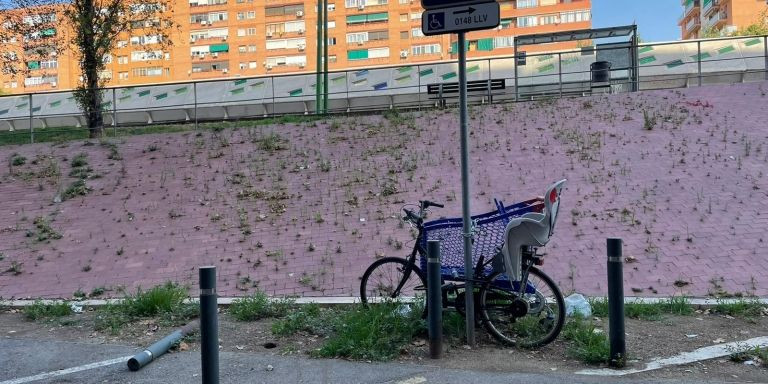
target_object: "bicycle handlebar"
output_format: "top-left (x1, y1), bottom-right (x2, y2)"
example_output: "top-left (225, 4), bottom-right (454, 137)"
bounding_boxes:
top-left (420, 200), bottom-right (444, 209)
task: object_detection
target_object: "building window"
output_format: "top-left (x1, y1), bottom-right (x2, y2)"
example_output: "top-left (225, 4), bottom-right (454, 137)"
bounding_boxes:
top-left (411, 43), bottom-right (440, 56)
top-left (516, 16), bottom-right (538, 27)
top-left (239, 62), bottom-right (246, 69)
top-left (411, 28), bottom-right (424, 37)
top-left (265, 55), bottom-right (306, 66)
top-left (238, 45), bottom-right (246, 53)
top-left (346, 31), bottom-right (368, 43)
top-left (494, 36), bottom-right (513, 48)
top-left (117, 40), bottom-right (128, 48)
top-left (266, 38), bottom-right (306, 50)
top-left (410, 12), bottom-right (421, 20)
top-left (329, 55), bottom-right (337, 63)
top-left (118, 72), bottom-right (128, 80)
top-left (237, 28), bottom-right (246, 37)
top-left (560, 10), bottom-right (590, 23)
top-left (249, 61), bottom-right (258, 68)
top-left (399, 13), bottom-right (407, 22)
top-left (517, 0), bottom-right (537, 8)
top-left (500, 18), bottom-right (512, 29)
top-left (248, 45), bottom-right (257, 52)
top-left (247, 27), bottom-right (257, 35)
top-left (328, 37), bottom-right (337, 45)
top-left (247, 11), bottom-right (256, 19)
top-left (132, 66), bottom-right (163, 77)
top-left (237, 12), bottom-right (245, 20)
top-left (346, 12), bottom-right (388, 24)
top-left (400, 31), bottom-right (408, 39)
top-left (399, 0), bottom-right (408, 3)
top-left (539, 14), bottom-right (559, 25)
top-left (265, 4), bottom-right (304, 16)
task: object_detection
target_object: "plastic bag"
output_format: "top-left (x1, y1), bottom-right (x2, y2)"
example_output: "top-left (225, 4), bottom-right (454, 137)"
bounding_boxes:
top-left (564, 293), bottom-right (591, 318)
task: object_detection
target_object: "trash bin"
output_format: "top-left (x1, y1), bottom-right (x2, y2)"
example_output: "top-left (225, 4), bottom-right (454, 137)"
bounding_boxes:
top-left (590, 61), bottom-right (612, 84)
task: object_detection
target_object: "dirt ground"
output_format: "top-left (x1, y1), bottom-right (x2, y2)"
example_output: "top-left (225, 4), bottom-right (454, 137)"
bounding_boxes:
top-left (1, 307), bottom-right (766, 382)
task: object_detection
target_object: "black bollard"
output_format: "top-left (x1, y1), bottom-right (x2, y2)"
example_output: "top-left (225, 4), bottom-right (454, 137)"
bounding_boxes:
top-left (607, 238), bottom-right (626, 368)
top-left (199, 266), bottom-right (219, 384)
top-left (427, 240), bottom-right (443, 359)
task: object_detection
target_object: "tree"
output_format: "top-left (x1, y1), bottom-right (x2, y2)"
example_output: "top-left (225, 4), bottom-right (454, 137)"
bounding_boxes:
top-left (0, 0), bottom-right (176, 138)
top-left (733, 9), bottom-right (768, 37)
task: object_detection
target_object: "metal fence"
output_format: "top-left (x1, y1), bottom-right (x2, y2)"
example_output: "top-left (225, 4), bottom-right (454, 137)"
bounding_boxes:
top-left (1, 34), bottom-right (766, 143)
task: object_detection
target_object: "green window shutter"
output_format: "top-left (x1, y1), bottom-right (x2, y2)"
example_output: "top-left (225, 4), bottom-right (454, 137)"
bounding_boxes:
top-left (366, 12), bottom-right (388, 22)
top-left (478, 38), bottom-right (493, 51)
top-left (28, 61), bottom-right (40, 70)
top-left (500, 18), bottom-right (512, 27)
top-left (450, 42), bottom-right (457, 53)
top-left (347, 15), bottom-right (367, 24)
top-left (210, 43), bottom-right (229, 53)
top-left (348, 49), bottom-right (368, 60)
top-left (41, 28), bottom-right (55, 36)
top-left (702, 0), bottom-right (711, 7)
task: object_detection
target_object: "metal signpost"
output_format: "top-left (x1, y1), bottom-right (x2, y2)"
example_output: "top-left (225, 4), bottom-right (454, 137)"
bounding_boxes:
top-left (421, 0), bottom-right (499, 347)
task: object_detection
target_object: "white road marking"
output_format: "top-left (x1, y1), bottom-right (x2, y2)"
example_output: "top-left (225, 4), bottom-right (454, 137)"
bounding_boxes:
top-left (395, 376), bottom-right (427, 384)
top-left (0, 355), bottom-right (132, 384)
top-left (576, 336), bottom-right (768, 376)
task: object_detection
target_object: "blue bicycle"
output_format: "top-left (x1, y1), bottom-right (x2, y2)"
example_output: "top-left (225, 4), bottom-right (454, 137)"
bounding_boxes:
top-left (360, 180), bottom-right (567, 348)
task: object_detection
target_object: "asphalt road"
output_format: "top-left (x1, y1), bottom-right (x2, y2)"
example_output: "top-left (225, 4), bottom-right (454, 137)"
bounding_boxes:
top-left (0, 338), bottom-right (761, 384)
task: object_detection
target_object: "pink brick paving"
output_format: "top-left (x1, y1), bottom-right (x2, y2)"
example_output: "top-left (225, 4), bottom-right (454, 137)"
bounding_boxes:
top-left (1, 81), bottom-right (768, 299)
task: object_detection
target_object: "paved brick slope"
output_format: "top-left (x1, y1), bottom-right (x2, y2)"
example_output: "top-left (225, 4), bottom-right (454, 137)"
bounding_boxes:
top-left (2, 81), bottom-right (767, 299)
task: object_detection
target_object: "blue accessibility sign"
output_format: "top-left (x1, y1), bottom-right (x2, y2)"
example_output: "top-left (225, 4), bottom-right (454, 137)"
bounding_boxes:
top-left (426, 12), bottom-right (445, 32)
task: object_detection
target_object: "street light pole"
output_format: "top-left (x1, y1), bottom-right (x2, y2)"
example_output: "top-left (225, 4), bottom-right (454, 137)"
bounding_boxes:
top-left (323, 0), bottom-right (329, 114)
top-left (315, 0), bottom-right (323, 114)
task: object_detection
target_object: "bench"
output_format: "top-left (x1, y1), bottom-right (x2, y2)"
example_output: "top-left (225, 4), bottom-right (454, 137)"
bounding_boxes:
top-left (427, 79), bottom-right (506, 106)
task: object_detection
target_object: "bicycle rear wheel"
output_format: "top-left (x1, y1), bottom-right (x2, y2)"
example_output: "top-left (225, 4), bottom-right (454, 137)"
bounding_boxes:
top-left (360, 257), bottom-right (426, 311)
top-left (479, 267), bottom-right (565, 348)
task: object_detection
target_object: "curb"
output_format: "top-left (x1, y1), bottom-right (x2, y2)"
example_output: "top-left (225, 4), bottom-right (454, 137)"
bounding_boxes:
top-left (1, 296), bottom-right (767, 308)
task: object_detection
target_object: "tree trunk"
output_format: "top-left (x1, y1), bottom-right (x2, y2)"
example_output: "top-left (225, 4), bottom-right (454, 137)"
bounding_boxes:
top-left (81, 0), bottom-right (103, 139)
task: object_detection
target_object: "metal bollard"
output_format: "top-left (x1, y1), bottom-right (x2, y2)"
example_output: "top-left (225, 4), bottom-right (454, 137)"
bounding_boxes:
top-left (199, 266), bottom-right (219, 384)
top-left (607, 238), bottom-right (626, 368)
top-left (427, 240), bottom-right (442, 359)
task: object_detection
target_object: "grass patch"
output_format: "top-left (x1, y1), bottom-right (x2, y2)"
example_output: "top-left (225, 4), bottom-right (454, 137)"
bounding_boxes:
top-left (62, 179), bottom-right (91, 200)
top-left (590, 297), bottom-right (693, 320)
top-left (712, 299), bottom-right (765, 318)
top-left (70, 153), bottom-right (88, 167)
top-left (94, 282), bottom-right (194, 334)
top-left (255, 132), bottom-right (288, 152)
top-left (270, 303), bottom-right (331, 336)
top-left (228, 291), bottom-right (293, 321)
top-left (730, 346), bottom-right (768, 367)
top-left (28, 216), bottom-right (62, 242)
top-left (10, 153), bottom-right (26, 166)
top-left (313, 301), bottom-right (425, 361)
top-left (0, 115), bottom-right (321, 147)
top-left (24, 300), bottom-right (71, 321)
top-left (562, 317), bottom-right (610, 364)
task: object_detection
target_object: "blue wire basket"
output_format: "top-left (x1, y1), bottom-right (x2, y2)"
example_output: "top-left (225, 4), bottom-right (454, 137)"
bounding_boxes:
top-left (419, 198), bottom-right (544, 281)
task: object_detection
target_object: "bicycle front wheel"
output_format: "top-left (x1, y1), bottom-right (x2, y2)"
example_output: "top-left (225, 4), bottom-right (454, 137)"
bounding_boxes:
top-left (479, 267), bottom-right (565, 348)
top-left (360, 257), bottom-right (426, 309)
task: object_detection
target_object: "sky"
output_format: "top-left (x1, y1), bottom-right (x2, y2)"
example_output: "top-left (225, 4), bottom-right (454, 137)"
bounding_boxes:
top-left (592, 0), bottom-right (682, 42)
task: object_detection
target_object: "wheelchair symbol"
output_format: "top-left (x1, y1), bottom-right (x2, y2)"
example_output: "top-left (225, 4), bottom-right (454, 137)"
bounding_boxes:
top-left (428, 13), bottom-right (444, 31)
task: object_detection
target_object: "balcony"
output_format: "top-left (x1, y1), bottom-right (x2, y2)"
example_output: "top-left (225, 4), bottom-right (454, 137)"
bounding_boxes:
top-left (702, 0), bottom-right (720, 17)
top-left (678, 0), bottom-right (700, 24)
top-left (703, 10), bottom-right (727, 29)
top-left (686, 16), bottom-right (701, 32)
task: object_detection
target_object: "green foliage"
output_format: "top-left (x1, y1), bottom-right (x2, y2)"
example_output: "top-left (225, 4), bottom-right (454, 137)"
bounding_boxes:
top-left (120, 282), bottom-right (189, 317)
top-left (29, 216), bottom-right (62, 242)
top-left (589, 297), bottom-right (693, 320)
top-left (10, 153), bottom-right (26, 166)
top-left (63, 179), bottom-right (91, 199)
top-left (712, 299), bottom-right (765, 318)
top-left (94, 282), bottom-right (193, 334)
top-left (730, 346), bottom-right (768, 367)
top-left (70, 153), bottom-right (89, 167)
top-left (68, 166), bottom-right (94, 179)
top-left (229, 291), bottom-right (294, 321)
top-left (271, 303), bottom-right (330, 336)
top-left (256, 133), bottom-right (289, 152)
top-left (643, 110), bottom-right (657, 130)
top-left (562, 317), bottom-right (610, 364)
top-left (313, 301), bottom-right (426, 361)
top-left (24, 301), bottom-right (71, 321)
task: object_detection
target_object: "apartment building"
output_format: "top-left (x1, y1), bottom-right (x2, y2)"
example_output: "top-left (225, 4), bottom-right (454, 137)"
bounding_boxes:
top-left (2, 0), bottom-right (591, 94)
top-left (679, 0), bottom-right (768, 39)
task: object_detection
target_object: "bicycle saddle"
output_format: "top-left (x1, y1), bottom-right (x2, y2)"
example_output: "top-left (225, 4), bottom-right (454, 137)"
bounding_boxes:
top-left (501, 179), bottom-right (566, 281)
